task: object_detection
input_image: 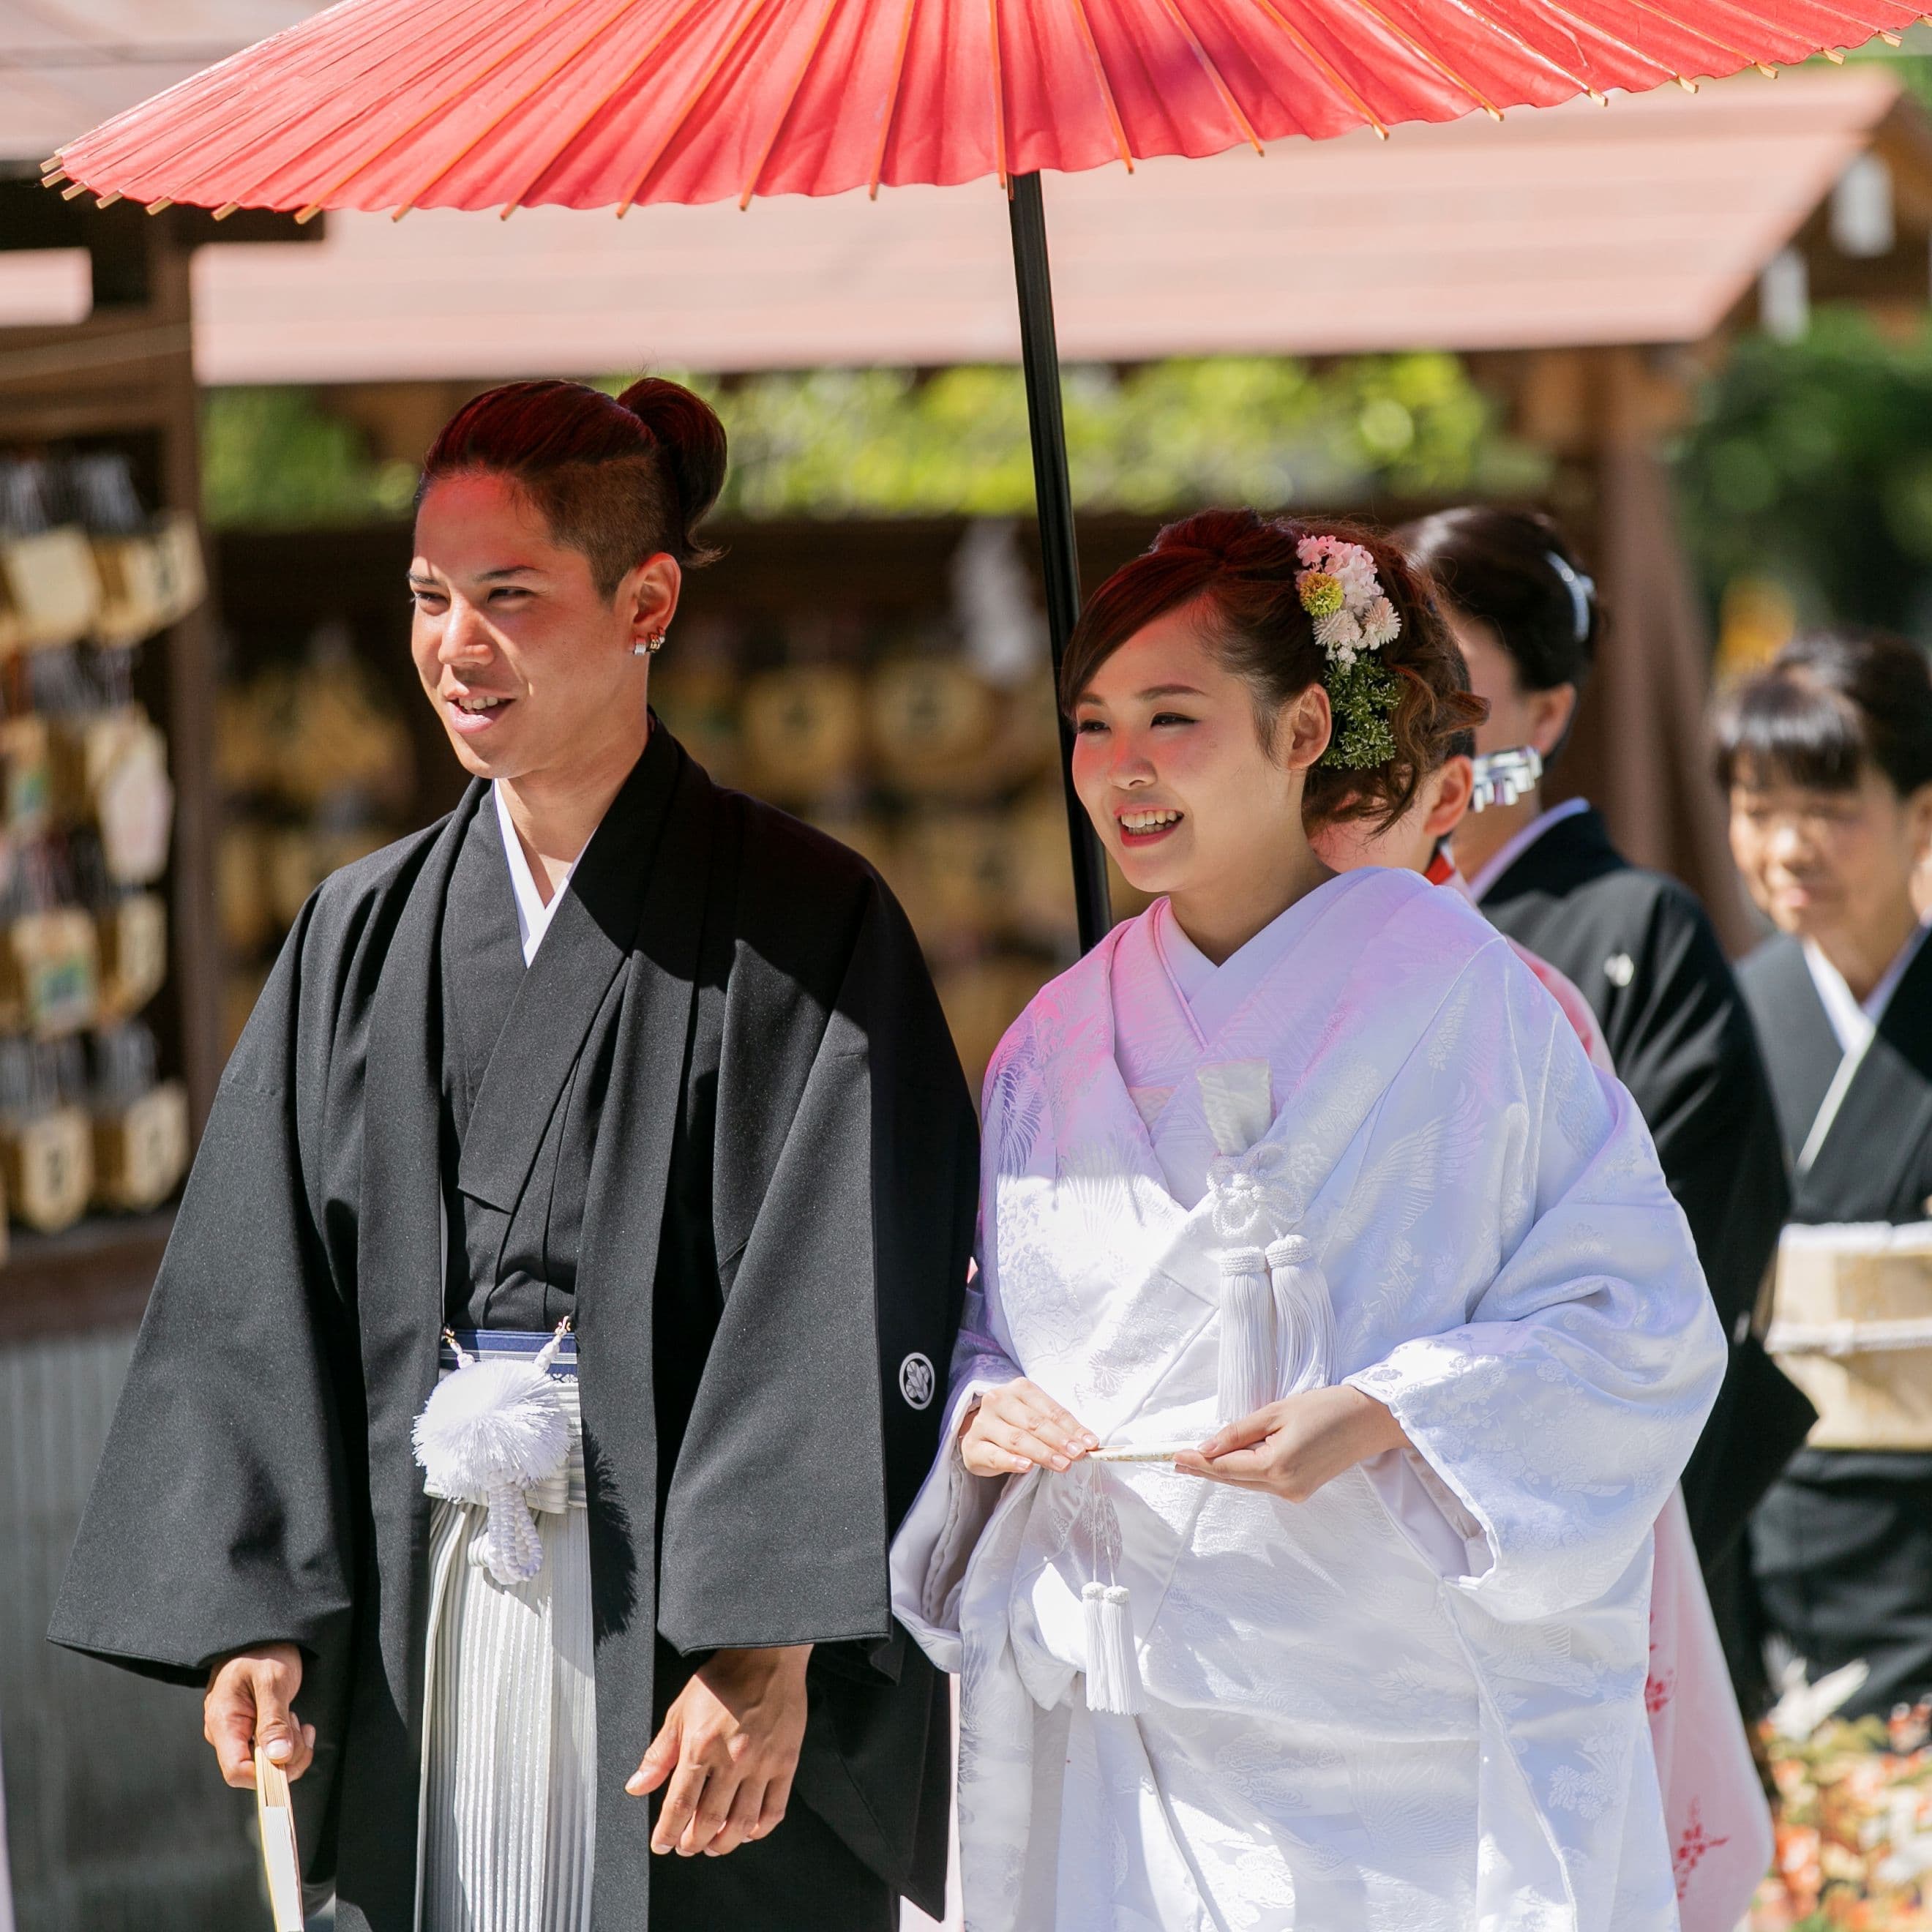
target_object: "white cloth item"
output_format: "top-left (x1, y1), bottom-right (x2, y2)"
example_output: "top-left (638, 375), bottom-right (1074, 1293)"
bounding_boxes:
top-left (1148, 887), bottom-right (1350, 1049)
top-left (1802, 921), bottom-right (1931, 1055)
top-left (493, 782), bottom-right (580, 966)
top-left (0, 1718), bottom-right (14, 1932)
top-left (1466, 793), bottom-right (1591, 903)
top-left (891, 869), bottom-right (1726, 1932)
top-left (416, 1347), bottom-right (594, 1932)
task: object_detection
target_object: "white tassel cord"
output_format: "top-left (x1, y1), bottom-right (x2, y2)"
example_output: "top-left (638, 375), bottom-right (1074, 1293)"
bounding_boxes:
top-left (413, 1323), bottom-right (572, 1587)
top-left (1078, 1464), bottom-right (1146, 1716)
top-left (1266, 1234), bottom-right (1336, 1395)
top-left (1083, 1584), bottom-right (1145, 1715)
top-left (1216, 1246), bottom-right (1276, 1426)
top-left (480, 1478), bottom-right (546, 1581)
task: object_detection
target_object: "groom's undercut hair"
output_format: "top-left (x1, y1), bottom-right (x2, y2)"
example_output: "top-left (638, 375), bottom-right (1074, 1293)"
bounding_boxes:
top-left (418, 376), bottom-right (727, 599)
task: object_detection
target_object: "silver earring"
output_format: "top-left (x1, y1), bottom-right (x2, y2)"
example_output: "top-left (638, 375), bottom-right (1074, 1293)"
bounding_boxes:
top-left (633, 632), bottom-right (666, 657)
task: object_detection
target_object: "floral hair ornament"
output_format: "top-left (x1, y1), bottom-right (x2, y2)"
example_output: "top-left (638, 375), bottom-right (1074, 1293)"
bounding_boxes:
top-left (1295, 535), bottom-right (1404, 770)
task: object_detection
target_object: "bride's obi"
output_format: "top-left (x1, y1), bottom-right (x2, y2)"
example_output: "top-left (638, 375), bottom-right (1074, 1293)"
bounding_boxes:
top-left (890, 869), bottom-right (1729, 1932)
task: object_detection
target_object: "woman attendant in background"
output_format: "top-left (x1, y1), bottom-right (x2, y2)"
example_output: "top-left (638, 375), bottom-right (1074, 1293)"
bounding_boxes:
top-left (1311, 651), bottom-right (1771, 1932)
top-left (1721, 631), bottom-right (1932, 1721)
top-left (893, 509), bottom-right (1725, 1931)
top-left (1401, 506), bottom-right (1801, 1700)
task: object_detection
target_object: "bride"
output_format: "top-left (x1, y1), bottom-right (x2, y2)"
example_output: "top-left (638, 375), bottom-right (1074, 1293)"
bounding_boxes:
top-left (891, 509), bottom-right (1725, 1932)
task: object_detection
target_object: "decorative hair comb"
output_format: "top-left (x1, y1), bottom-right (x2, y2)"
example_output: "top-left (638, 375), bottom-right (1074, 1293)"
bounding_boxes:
top-left (1545, 551), bottom-right (1595, 645)
top-left (1469, 746), bottom-right (1543, 812)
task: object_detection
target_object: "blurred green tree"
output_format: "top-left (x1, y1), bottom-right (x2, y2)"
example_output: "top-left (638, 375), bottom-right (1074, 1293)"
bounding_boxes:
top-left (204, 353), bottom-right (1542, 531)
top-left (201, 387), bottom-right (418, 528)
top-left (1674, 310), bottom-right (1932, 642)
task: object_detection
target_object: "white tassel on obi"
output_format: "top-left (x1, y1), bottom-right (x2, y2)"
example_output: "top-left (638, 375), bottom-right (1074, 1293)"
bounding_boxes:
top-left (1203, 1063), bottom-right (1339, 1426)
top-left (1267, 1233), bottom-right (1334, 1396)
top-left (415, 1330), bottom-right (595, 1932)
top-left (1214, 1247), bottom-right (1276, 1425)
top-left (413, 1324), bottom-right (572, 1586)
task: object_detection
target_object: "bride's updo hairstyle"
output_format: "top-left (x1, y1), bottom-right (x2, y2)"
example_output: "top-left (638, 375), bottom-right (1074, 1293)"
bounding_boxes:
top-left (418, 376), bottom-right (727, 597)
top-left (1060, 508), bottom-right (1485, 830)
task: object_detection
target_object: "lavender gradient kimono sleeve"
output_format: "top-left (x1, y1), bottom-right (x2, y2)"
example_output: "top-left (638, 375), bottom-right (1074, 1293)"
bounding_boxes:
top-left (1347, 956), bottom-right (1728, 1624)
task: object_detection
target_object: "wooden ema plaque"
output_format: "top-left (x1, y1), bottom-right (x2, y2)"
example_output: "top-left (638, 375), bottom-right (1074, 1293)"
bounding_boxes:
top-left (1, 1105), bottom-right (91, 1234)
top-left (91, 534), bottom-right (171, 649)
top-left (0, 908), bottom-right (100, 1041)
top-left (97, 893), bottom-right (168, 1022)
top-left (0, 714), bottom-right (51, 836)
top-left (0, 528), bottom-right (100, 651)
top-left (151, 511), bottom-right (206, 629)
top-left (92, 1079), bottom-right (188, 1214)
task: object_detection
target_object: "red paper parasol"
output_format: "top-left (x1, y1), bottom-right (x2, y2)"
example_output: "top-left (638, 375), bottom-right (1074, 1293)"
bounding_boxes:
top-left (45, 0), bottom-right (1924, 946)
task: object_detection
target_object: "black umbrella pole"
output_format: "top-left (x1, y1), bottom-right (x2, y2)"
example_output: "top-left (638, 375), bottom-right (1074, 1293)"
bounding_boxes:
top-left (1008, 171), bottom-right (1112, 955)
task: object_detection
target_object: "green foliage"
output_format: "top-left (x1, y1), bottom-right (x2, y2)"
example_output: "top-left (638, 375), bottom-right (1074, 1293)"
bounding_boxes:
top-left (201, 388), bottom-right (417, 529)
top-left (1318, 656), bottom-right (1402, 771)
top-left (206, 354), bottom-right (1540, 531)
top-left (1673, 309), bottom-right (1932, 637)
top-left (690, 353), bottom-right (1540, 520)
top-left (1865, 40), bottom-right (1932, 121)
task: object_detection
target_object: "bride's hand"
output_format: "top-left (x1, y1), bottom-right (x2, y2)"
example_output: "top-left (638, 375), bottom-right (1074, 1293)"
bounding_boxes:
top-left (959, 1379), bottom-right (1099, 1478)
top-left (1174, 1385), bottom-right (1407, 1502)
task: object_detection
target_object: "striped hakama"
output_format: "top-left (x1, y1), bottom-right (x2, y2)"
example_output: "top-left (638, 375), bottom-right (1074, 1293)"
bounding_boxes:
top-left (417, 1330), bottom-right (596, 1932)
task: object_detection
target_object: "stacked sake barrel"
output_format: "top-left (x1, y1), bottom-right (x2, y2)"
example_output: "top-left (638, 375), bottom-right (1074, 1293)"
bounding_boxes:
top-left (0, 452), bottom-right (197, 1241)
top-left (215, 632), bottom-right (417, 1053)
top-left (656, 638), bottom-right (1077, 1092)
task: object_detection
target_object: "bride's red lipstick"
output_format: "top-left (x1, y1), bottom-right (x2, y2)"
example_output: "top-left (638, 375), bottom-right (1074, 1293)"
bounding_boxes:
top-left (1117, 808), bottom-right (1184, 849)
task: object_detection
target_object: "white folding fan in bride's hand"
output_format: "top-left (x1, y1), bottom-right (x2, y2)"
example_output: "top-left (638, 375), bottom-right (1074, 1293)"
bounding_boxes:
top-left (254, 1748), bottom-right (304, 1932)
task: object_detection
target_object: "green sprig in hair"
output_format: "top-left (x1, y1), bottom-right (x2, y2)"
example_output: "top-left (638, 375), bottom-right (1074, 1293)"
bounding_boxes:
top-left (1318, 656), bottom-right (1402, 771)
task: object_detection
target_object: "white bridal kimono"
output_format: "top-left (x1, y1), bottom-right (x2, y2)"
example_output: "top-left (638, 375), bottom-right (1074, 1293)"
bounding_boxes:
top-left (891, 869), bottom-right (1726, 1932)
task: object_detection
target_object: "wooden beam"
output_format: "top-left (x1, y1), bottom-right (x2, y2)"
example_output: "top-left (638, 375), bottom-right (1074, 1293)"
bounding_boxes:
top-left (0, 1213), bottom-right (173, 1344)
top-left (0, 179), bottom-right (321, 255)
top-left (146, 224), bottom-right (224, 1133)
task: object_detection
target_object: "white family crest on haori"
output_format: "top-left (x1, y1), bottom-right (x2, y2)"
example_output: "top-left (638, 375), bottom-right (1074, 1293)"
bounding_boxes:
top-left (413, 1322), bottom-right (572, 1585)
top-left (890, 869), bottom-right (1726, 1932)
top-left (899, 1352), bottom-right (937, 1409)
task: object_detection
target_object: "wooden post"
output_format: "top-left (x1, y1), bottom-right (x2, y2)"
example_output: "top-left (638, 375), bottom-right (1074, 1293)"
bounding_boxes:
top-left (0, 192), bottom-right (222, 1301)
top-left (1559, 347), bottom-right (1758, 955)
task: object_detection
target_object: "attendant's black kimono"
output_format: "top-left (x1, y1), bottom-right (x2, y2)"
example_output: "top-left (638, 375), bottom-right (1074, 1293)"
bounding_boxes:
top-left (48, 726), bottom-right (977, 1931)
top-left (1741, 932), bottom-right (1932, 1721)
top-left (1476, 803), bottom-right (1807, 1699)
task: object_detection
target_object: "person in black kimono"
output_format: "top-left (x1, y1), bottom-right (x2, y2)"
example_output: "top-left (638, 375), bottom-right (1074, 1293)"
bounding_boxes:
top-left (48, 378), bottom-right (977, 1931)
top-left (1399, 506), bottom-right (1805, 1707)
top-left (1720, 630), bottom-right (1932, 1721)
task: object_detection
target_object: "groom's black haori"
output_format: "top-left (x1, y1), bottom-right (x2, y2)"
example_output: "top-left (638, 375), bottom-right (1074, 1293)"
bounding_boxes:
top-left (49, 724), bottom-right (976, 1929)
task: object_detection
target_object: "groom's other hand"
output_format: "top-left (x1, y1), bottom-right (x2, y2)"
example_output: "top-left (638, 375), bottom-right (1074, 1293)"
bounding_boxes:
top-left (631, 1643), bottom-right (812, 1857)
